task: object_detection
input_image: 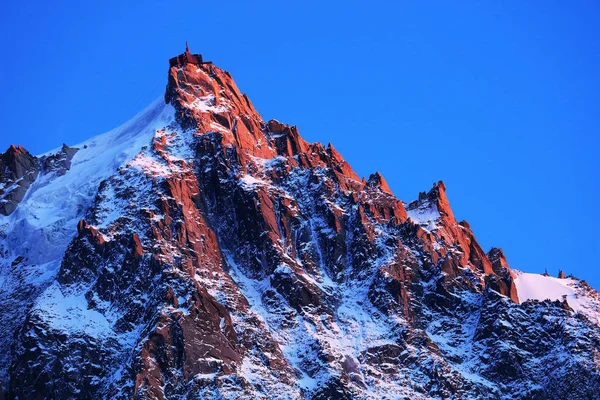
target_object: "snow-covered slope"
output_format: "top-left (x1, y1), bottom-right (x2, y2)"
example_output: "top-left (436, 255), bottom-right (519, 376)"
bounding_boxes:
top-left (3, 99), bottom-right (174, 266)
top-left (514, 271), bottom-right (600, 324)
top-left (0, 99), bottom-right (175, 389)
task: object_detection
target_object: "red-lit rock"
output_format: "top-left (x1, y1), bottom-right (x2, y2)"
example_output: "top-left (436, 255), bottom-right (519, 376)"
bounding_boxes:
top-left (6, 46), bottom-right (599, 400)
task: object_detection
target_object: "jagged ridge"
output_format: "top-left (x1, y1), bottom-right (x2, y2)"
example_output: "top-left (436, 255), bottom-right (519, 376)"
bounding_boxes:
top-left (0, 47), bottom-right (599, 400)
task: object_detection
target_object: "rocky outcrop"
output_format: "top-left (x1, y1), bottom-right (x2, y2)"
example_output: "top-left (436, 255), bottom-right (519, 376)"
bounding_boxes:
top-left (0, 145), bottom-right (39, 215)
top-left (0, 143), bottom-right (79, 216)
top-left (367, 171), bottom-right (393, 195)
top-left (487, 247), bottom-right (519, 303)
top-left (42, 143), bottom-right (79, 175)
top-left (406, 181), bottom-right (515, 297)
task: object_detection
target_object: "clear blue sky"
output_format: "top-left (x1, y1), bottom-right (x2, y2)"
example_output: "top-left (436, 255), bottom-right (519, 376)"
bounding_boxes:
top-left (1, 1), bottom-right (599, 287)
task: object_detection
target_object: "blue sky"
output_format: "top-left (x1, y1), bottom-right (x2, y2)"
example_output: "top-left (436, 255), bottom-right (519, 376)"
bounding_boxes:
top-left (1, 1), bottom-right (599, 287)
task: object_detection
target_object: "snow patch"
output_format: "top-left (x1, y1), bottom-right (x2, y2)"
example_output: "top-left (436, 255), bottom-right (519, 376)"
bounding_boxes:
top-left (0, 99), bottom-right (175, 266)
top-left (407, 202), bottom-right (440, 231)
top-left (239, 174), bottom-right (272, 191)
top-left (189, 95), bottom-right (229, 114)
top-left (35, 282), bottom-right (112, 336)
top-left (514, 271), bottom-right (600, 324)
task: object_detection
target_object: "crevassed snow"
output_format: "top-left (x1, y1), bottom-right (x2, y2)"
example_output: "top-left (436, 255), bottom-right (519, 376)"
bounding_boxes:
top-left (514, 271), bottom-right (600, 324)
top-left (0, 99), bottom-right (175, 266)
top-left (0, 98), bottom-right (174, 351)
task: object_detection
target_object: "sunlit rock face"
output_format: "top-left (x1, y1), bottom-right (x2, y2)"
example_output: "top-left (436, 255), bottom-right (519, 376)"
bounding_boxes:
top-left (1, 48), bottom-right (600, 400)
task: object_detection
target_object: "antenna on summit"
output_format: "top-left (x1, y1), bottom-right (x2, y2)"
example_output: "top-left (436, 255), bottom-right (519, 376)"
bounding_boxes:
top-left (169, 41), bottom-right (212, 67)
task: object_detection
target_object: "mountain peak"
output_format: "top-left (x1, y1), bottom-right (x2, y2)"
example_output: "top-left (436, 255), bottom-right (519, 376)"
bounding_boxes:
top-left (1, 48), bottom-right (599, 399)
top-left (0, 143), bottom-right (38, 215)
top-left (367, 171), bottom-right (393, 195)
top-left (164, 56), bottom-right (273, 158)
top-left (168, 42), bottom-right (211, 68)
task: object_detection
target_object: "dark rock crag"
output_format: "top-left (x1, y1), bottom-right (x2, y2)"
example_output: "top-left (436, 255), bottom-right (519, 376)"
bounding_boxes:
top-left (0, 145), bottom-right (39, 215)
top-left (0, 143), bottom-right (79, 216)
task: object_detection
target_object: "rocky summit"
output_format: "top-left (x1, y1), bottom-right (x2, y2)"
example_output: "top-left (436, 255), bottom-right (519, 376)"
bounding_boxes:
top-left (1, 46), bottom-right (599, 400)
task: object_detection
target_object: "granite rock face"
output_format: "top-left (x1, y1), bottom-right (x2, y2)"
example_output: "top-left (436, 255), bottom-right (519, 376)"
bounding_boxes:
top-left (0, 145), bottom-right (39, 215)
top-left (0, 142), bottom-right (79, 216)
top-left (1, 53), bottom-right (599, 400)
top-left (42, 143), bottom-right (79, 176)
